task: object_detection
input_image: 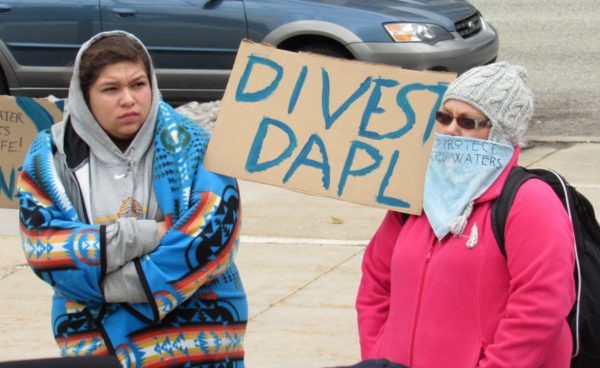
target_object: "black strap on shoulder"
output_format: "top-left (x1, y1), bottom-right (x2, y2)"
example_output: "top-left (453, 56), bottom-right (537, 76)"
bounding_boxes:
top-left (490, 167), bottom-right (537, 257)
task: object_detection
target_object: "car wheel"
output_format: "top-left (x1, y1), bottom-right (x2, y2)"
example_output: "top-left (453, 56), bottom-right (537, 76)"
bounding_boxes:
top-left (0, 69), bottom-right (8, 95)
top-left (296, 43), bottom-right (353, 60)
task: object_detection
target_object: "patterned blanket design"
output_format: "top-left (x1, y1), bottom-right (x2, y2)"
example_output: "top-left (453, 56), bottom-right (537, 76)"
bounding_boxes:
top-left (18, 101), bottom-right (247, 367)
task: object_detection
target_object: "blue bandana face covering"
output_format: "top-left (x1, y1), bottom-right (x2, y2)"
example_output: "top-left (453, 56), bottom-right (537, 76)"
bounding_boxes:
top-left (423, 134), bottom-right (515, 239)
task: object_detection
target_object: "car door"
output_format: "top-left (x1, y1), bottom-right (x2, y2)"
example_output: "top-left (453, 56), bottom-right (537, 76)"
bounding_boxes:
top-left (0, 0), bottom-right (100, 96)
top-left (100, 0), bottom-right (248, 102)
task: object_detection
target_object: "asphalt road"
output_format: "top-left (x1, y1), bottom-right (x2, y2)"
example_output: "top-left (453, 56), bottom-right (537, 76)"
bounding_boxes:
top-left (470, 0), bottom-right (600, 140)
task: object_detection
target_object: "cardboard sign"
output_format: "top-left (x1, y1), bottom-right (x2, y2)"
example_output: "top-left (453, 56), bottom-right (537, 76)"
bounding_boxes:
top-left (204, 40), bottom-right (456, 214)
top-left (0, 96), bottom-right (63, 209)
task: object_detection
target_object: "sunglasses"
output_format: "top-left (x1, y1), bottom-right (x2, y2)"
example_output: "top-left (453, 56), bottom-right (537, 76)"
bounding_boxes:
top-left (435, 111), bottom-right (491, 130)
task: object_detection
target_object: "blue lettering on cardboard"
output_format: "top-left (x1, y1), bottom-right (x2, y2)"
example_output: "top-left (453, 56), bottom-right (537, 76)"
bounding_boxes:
top-left (245, 117), bottom-right (297, 173)
top-left (358, 78), bottom-right (400, 140)
top-left (0, 165), bottom-right (17, 200)
top-left (15, 97), bottom-right (55, 132)
top-left (283, 133), bottom-right (331, 189)
top-left (236, 54), bottom-right (284, 103)
top-left (376, 150), bottom-right (410, 208)
top-left (397, 82), bottom-right (447, 144)
top-left (338, 140), bottom-right (382, 196)
top-left (321, 68), bottom-right (372, 130)
top-left (288, 65), bottom-right (308, 114)
top-left (232, 52), bottom-right (450, 210)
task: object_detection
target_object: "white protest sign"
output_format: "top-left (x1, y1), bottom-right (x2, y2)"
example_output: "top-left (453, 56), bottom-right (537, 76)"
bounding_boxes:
top-left (0, 96), bottom-right (63, 209)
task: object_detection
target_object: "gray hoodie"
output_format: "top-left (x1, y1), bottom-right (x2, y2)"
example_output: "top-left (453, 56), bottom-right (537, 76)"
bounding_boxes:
top-left (51, 31), bottom-right (163, 303)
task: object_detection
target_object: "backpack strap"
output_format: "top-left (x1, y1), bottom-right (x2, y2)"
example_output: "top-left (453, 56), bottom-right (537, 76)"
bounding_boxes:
top-left (490, 166), bottom-right (538, 257)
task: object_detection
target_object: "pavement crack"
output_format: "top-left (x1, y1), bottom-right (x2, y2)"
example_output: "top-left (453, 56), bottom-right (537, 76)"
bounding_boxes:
top-left (523, 142), bottom-right (573, 168)
top-left (249, 247), bottom-right (364, 321)
top-left (0, 264), bottom-right (28, 280)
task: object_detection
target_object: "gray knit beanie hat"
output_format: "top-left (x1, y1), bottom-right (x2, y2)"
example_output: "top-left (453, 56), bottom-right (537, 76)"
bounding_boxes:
top-left (442, 62), bottom-right (534, 146)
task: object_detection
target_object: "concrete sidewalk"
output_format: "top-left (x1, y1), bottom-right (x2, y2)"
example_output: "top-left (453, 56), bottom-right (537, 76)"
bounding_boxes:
top-left (0, 142), bottom-right (599, 367)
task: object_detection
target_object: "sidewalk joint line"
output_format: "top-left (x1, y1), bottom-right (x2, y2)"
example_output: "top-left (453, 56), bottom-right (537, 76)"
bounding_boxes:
top-left (0, 264), bottom-right (27, 281)
top-left (573, 184), bottom-right (600, 189)
top-left (527, 136), bottom-right (600, 143)
top-left (248, 247), bottom-right (364, 321)
top-left (524, 147), bottom-right (563, 168)
top-left (241, 235), bottom-right (368, 246)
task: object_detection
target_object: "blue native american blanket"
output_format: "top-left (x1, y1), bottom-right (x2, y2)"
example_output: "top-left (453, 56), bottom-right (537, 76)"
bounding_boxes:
top-left (17, 101), bottom-right (247, 367)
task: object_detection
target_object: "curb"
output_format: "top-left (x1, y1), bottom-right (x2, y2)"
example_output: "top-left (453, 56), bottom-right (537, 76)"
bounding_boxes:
top-left (526, 136), bottom-right (600, 144)
top-left (241, 235), bottom-right (368, 246)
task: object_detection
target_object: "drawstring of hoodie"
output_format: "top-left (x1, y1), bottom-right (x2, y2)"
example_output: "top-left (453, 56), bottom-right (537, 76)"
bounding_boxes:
top-left (449, 200), bottom-right (474, 236)
top-left (125, 147), bottom-right (141, 219)
top-left (129, 159), bottom-right (136, 209)
top-left (127, 146), bottom-right (136, 205)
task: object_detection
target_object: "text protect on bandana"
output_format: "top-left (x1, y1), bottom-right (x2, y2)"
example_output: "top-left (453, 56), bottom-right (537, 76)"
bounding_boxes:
top-left (424, 134), bottom-right (514, 239)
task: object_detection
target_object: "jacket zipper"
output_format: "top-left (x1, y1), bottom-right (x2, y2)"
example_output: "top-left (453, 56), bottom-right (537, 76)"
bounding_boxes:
top-left (409, 240), bottom-right (438, 367)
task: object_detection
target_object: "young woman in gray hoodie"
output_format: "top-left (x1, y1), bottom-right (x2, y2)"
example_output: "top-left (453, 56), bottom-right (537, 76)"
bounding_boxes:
top-left (18, 31), bottom-right (247, 367)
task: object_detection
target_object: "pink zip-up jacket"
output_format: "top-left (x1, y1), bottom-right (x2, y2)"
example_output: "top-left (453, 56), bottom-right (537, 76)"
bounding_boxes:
top-left (356, 148), bottom-right (575, 368)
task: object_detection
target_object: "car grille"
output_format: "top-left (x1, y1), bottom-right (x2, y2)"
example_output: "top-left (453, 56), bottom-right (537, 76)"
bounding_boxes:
top-left (455, 13), bottom-right (482, 39)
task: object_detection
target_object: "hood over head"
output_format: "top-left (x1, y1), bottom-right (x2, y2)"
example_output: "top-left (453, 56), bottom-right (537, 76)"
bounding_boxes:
top-left (67, 30), bottom-right (160, 162)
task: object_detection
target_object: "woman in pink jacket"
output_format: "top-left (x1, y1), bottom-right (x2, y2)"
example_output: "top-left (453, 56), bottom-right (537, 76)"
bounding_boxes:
top-left (356, 62), bottom-right (575, 368)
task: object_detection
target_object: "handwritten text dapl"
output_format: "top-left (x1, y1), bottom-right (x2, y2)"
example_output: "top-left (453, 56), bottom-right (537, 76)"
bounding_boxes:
top-left (234, 53), bottom-right (449, 209)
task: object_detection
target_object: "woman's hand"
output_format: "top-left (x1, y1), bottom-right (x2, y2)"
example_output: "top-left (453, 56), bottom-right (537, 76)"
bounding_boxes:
top-left (157, 221), bottom-right (168, 240)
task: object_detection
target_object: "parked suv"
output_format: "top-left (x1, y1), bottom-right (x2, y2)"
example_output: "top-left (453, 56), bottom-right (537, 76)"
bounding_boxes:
top-left (0, 0), bottom-right (498, 103)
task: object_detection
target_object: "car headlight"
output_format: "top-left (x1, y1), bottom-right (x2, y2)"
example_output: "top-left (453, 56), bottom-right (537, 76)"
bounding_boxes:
top-left (384, 23), bottom-right (453, 44)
